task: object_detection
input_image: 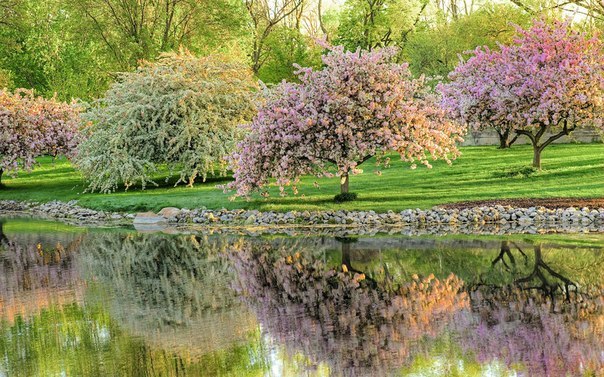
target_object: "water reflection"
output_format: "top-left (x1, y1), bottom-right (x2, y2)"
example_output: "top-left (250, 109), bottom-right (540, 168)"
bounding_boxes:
top-left (0, 220), bottom-right (85, 322)
top-left (458, 241), bottom-right (604, 376)
top-left (230, 238), bottom-right (468, 376)
top-left (78, 233), bottom-right (260, 359)
top-left (0, 218), bottom-right (602, 376)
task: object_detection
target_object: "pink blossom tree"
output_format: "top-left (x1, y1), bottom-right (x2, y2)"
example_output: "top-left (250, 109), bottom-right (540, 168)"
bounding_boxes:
top-left (441, 20), bottom-right (604, 168)
top-left (0, 89), bottom-right (81, 186)
top-left (439, 47), bottom-right (519, 149)
top-left (229, 46), bottom-right (465, 199)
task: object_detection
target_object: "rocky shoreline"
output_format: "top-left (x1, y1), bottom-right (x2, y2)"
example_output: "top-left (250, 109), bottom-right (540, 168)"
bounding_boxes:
top-left (1, 199), bottom-right (604, 235)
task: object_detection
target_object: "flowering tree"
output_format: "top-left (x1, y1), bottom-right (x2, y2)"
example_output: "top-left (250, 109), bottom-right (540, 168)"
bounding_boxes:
top-left (75, 51), bottom-right (257, 193)
top-left (229, 46), bottom-right (464, 198)
top-left (441, 20), bottom-right (604, 168)
top-left (0, 89), bottom-right (81, 186)
top-left (439, 47), bottom-right (519, 149)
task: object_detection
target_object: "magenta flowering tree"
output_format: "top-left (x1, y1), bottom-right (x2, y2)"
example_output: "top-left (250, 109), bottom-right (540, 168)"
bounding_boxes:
top-left (228, 46), bottom-right (465, 199)
top-left (0, 89), bottom-right (81, 186)
top-left (439, 47), bottom-right (519, 149)
top-left (441, 20), bottom-right (604, 168)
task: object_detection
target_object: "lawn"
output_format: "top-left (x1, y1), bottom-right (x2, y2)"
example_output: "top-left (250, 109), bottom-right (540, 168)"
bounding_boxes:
top-left (2, 143), bottom-right (603, 213)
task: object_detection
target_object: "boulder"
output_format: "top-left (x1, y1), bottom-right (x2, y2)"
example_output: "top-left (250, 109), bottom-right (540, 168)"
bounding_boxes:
top-left (158, 207), bottom-right (181, 219)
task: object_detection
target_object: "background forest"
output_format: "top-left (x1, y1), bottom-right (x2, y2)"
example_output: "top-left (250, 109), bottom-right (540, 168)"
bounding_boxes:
top-left (1, 0), bottom-right (600, 102)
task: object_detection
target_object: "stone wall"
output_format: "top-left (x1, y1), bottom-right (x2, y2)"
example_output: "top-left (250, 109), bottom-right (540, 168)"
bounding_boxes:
top-left (461, 127), bottom-right (602, 146)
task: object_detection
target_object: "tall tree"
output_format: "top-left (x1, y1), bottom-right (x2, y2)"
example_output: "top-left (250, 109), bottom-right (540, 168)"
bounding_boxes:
top-left (256, 26), bottom-right (322, 83)
top-left (0, 0), bottom-right (111, 100)
top-left (74, 0), bottom-right (247, 69)
top-left (404, 3), bottom-right (531, 81)
top-left (244, 0), bottom-right (305, 74)
top-left (336, 0), bottom-right (428, 51)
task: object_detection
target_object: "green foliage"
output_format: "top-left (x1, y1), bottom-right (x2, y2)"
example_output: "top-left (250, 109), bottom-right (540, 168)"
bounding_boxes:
top-left (0, 0), bottom-right (112, 101)
top-left (75, 51), bottom-right (257, 193)
top-left (404, 3), bottom-right (531, 81)
top-left (336, 0), bottom-right (423, 50)
top-left (0, 0), bottom-right (249, 101)
top-left (70, 0), bottom-right (248, 69)
top-left (334, 192), bottom-right (358, 203)
top-left (0, 69), bottom-right (13, 89)
top-left (257, 27), bottom-right (323, 84)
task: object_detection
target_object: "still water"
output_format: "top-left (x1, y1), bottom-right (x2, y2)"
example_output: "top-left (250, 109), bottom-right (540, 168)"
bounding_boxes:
top-left (0, 217), bottom-right (603, 377)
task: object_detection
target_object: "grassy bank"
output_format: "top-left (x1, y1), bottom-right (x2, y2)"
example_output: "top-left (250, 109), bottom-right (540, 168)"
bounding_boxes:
top-left (1, 143), bottom-right (603, 213)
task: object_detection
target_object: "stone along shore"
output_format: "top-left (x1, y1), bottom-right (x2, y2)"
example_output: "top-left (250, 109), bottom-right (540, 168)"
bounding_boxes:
top-left (1, 200), bottom-right (603, 233)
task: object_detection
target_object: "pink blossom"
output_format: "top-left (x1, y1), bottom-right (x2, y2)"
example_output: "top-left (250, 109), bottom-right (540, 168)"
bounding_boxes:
top-left (229, 46), bottom-right (465, 197)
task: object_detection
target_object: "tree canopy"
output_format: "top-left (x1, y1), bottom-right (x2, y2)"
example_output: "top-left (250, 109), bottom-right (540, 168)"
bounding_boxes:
top-left (75, 51), bottom-right (257, 193)
top-left (0, 89), bottom-right (81, 185)
top-left (440, 19), bottom-right (604, 168)
top-left (228, 46), bottom-right (464, 198)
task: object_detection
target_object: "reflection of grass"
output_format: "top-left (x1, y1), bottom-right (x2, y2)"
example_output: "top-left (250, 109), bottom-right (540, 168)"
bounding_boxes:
top-left (261, 232), bottom-right (604, 249)
top-left (0, 302), bottom-right (270, 377)
top-left (399, 334), bottom-right (518, 376)
top-left (1, 218), bottom-right (86, 234)
top-left (0, 143), bottom-right (602, 212)
top-left (316, 237), bottom-right (604, 288)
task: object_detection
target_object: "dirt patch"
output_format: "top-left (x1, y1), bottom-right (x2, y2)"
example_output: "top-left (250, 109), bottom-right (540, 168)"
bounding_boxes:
top-left (439, 198), bottom-right (604, 210)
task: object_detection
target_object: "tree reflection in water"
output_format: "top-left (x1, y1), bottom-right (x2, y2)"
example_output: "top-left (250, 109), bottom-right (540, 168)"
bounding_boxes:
top-left (231, 237), bottom-right (604, 376)
top-left (0, 223), bottom-right (603, 377)
top-left (0, 230), bottom-right (269, 376)
top-left (0, 220), bottom-right (85, 322)
top-left (230, 238), bottom-right (469, 375)
top-left (78, 233), bottom-right (262, 359)
top-left (459, 241), bottom-right (604, 376)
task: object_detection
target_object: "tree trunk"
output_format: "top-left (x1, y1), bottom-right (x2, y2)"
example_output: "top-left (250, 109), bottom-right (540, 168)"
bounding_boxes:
top-left (532, 146), bottom-right (541, 169)
top-left (496, 128), bottom-right (519, 149)
top-left (0, 168), bottom-right (3, 186)
top-left (340, 172), bottom-right (349, 194)
top-left (517, 121), bottom-right (575, 170)
top-left (498, 136), bottom-right (511, 149)
top-left (341, 242), bottom-right (352, 271)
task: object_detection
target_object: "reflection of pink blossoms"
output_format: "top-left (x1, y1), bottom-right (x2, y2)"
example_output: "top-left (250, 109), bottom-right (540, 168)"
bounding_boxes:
top-left (455, 286), bottom-right (604, 376)
top-left (228, 46), bottom-right (465, 197)
top-left (229, 243), bottom-right (468, 375)
top-left (0, 89), bottom-right (82, 181)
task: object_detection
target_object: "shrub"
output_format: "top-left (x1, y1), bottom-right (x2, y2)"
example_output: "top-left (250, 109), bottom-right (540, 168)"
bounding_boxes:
top-left (334, 192), bottom-right (358, 203)
top-left (75, 51), bottom-right (257, 193)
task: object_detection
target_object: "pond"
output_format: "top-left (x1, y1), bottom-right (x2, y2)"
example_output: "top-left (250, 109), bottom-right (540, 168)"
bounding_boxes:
top-left (0, 217), bottom-right (603, 376)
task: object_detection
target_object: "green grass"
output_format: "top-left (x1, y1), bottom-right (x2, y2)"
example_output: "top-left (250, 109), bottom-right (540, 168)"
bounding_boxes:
top-left (1, 143), bottom-right (602, 213)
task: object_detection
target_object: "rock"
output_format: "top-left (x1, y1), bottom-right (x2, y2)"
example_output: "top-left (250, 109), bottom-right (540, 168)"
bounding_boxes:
top-left (158, 207), bottom-right (181, 219)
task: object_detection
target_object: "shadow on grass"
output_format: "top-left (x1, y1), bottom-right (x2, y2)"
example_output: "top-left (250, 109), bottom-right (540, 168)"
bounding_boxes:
top-left (250, 194), bottom-right (437, 207)
top-left (111, 174), bottom-right (234, 192)
top-left (14, 167), bottom-right (75, 179)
